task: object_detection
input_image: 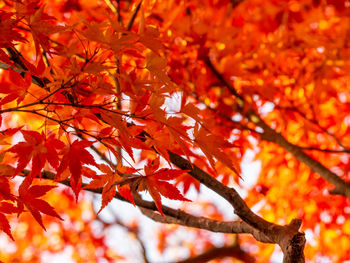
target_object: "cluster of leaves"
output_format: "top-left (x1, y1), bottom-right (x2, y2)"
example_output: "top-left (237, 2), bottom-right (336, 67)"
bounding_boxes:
top-left (0, 0), bottom-right (240, 247)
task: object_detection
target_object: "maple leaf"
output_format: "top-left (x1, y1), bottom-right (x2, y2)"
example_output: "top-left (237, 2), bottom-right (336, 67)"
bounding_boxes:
top-left (0, 49), bottom-right (12, 65)
top-left (175, 173), bottom-right (201, 195)
top-left (80, 21), bottom-right (110, 43)
top-left (100, 111), bottom-right (136, 162)
top-left (146, 53), bottom-right (173, 86)
top-left (0, 11), bottom-right (26, 48)
top-left (56, 140), bottom-right (98, 199)
top-left (0, 127), bottom-right (22, 146)
top-left (28, 6), bottom-right (66, 55)
top-left (144, 124), bottom-right (173, 160)
top-left (0, 69), bottom-right (31, 105)
top-left (22, 56), bottom-right (47, 79)
top-left (8, 131), bottom-right (65, 177)
top-left (193, 124), bottom-right (241, 176)
top-left (148, 93), bottom-right (167, 122)
top-left (0, 176), bottom-right (16, 201)
top-left (83, 61), bottom-right (113, 74)
top-left (139, 27), bottom-right (164, 54)
top-left (0, 202), bottom-right (19, 240)
top-left (181, 103), bottom-right (202, 123)
top-left (84, 163), bottom-right (136, 213)
top-left (18, 176), bottom-right (62, 230)
top-left (164, 116), bottom-right (193, 161)
top-left (140, 158), bottom-right (191, 215)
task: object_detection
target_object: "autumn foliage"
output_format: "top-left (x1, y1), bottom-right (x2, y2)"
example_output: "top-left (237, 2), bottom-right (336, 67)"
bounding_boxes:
top-left (0, 0), bottom-right (350, 262)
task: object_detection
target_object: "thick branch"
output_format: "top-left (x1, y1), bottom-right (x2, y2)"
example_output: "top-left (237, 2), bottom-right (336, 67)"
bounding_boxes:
top-left (139, 207), bottom-right (272, 243)
top-left (167, 151), bottom-right (305, 262)
top-left (20, 169), bottom-right (272, 243)
top-left (175, 243), bottom-right (255, 263)
top-left (168, 152), bottom-right (297, 237)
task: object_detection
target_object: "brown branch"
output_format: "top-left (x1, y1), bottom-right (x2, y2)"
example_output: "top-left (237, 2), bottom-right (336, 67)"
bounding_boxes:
top-left (139, 207), bottom-right (272, 243)
top-left (127, 1), bottom-right (142, 31)
top-left (175, 243), bottom-right (255, 263)
top-left (24, 164), bottom-right (304, 262)
top-left (79, 143), bottom-right (273, 245)
top-left (80, 124), bottom-right (304, 261)
top-left (297, 146), bottom-right (350, 153)
top-left (18, 169), bottom-right (277, 244)
top-left (167, 151), bottom-right (305, 263)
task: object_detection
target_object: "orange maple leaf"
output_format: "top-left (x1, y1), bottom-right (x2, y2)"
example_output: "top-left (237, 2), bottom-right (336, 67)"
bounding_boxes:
top-left (146, 53), bottom-right (173, 87)
top-left (0, 172), bottom-right (18, 240)
top-left (193, 124), bottom-right (241, 176)
top-left (84, 163), bottom-right (137, 213)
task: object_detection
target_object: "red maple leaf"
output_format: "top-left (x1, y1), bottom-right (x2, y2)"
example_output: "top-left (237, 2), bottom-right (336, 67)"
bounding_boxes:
top-left (0, 202), bottom-right (19, 240)
top-left (0, 11), bottom-right (26, 48)
top-left (0, 69), bottom-right (31, 105)
top-left (56, 140), bottom-right (98, 199)
top-left (18, 176), bottom-right (62, 230)
top-left (28, 6), bottom-right (66, 55)
top-left (141, 158), bottom-right (191, 215)
top-left (9, 131), bottom-right (65, 177)
top-left (84, 163), bottom-right (137, 213)
top-left (0, 176), bottom-right (16, 201)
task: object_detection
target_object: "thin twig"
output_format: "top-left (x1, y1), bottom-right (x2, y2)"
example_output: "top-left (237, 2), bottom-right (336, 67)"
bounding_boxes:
top-left (127, 1), bottom-right (142, 31)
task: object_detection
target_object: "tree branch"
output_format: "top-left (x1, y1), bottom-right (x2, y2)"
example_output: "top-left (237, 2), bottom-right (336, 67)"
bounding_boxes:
top-left (24, 163), bottom-right (304, 262)
top-left (127, 1), bottom-right (142, 31)
top-left (139, 207), bottom-right (272, 243)
top-left (18, 169), bottom-right (279, 244)
top-left (167, 151), bottom-right (305, 263)
top-left (175, 243), bottom-right (255, 263)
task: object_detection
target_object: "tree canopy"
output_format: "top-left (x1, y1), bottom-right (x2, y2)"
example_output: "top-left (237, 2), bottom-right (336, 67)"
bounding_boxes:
top-left (0, 0), bottom-right (350, 262)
